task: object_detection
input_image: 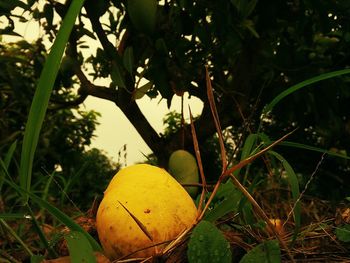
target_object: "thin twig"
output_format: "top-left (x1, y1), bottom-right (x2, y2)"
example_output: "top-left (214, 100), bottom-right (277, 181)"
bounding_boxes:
top-left (181, 95), bottom-right (185, 149)
top-left (227, 174), bottom-right (295, 262)
top-left (283, 153), bottom-right (326, 227)
top-left (205, 66), bottom-right (227, 171)
top-left (223, 129), bottom-right (297, 177)
top-left (189, 107), bottom-right (207, 217)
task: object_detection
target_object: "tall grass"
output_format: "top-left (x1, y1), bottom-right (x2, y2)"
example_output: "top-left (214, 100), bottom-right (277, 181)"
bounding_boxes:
top-left (0, 0), bottom-right (100, 260)
top-left (19, 0), bottom-right (86, 204)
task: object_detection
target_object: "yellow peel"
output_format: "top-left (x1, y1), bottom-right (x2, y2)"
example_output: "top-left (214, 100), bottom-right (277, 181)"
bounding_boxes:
top-left (96, 164), bottom-right (197, 260)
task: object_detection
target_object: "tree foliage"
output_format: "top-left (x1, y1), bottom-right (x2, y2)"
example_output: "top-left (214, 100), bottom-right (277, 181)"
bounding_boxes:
top-left (3, 0), bottom-right (350, 199)
top-left (0, 40), bottom-right (118, 208)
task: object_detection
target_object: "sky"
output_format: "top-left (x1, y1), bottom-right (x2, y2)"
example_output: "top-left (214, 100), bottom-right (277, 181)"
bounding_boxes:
top-left (2, 4), bottom-right (204, 165)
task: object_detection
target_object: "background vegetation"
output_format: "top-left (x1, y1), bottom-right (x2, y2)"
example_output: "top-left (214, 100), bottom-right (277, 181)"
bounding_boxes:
top-left (1, 0), bottom-right (350, 262)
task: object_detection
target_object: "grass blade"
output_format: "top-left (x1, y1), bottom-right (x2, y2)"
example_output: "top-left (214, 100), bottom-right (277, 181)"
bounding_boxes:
top-left (65, 231), bottom-right (96, 263)
top-left (27, 206), bottom-right (57, 258)
top-left (263, 69), bottom-right (350, 115)
top-left (234, 133), bottom-right (259, 181)
top-left (0, 219), bottom-right (33, 257)
top-left (0, 141), bottom-right (17, 192)
top-left (268, 151), bottom-right (301, 242)
top-left (280, 141), bottom-right (350, 160)
top-left (0, 213), bottom-right (26, 220)
top-left (3, 140), bottom-right (17, 168)
top-left (3, 178), bottom-right (102, 252)
top-left (19, 0), bottom-right (86, 203)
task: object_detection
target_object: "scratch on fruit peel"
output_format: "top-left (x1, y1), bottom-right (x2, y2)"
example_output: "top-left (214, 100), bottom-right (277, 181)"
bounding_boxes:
top-left (118, 201), bottom-right (154, 241)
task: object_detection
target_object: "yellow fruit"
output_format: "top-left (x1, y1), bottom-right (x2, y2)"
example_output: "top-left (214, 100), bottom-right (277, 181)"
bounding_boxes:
top-left (168, 150), bottom-right (199, 197)
top-left (96, 164), bottom-right (197, 260)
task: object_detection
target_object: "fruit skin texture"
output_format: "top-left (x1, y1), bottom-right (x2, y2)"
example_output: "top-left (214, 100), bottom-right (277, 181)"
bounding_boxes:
top-left (96, 164), bottom-right (197, 260)
top-left (168, 150), bottom-right (199, 197)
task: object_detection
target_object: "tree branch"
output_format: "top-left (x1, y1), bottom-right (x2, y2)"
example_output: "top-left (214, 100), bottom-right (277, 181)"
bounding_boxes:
top-left (83, 3), bottom-right (246, 166)
top-left (83, 5), bottom-right (169, 161)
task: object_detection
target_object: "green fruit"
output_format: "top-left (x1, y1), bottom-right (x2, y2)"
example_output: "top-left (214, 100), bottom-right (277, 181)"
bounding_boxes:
top-left (168, 150), bottom-right (199, 197)
top-left (127, 0), bottom-right (157, 35)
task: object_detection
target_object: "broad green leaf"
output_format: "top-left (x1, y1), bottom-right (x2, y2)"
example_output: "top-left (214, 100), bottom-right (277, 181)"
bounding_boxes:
top-left (336, 224), bottom-right (350, 242)
top-left (111, 62), bottom-right (126, 88)
top-left (240, 240), bottom-right (281, 263)
top-left (123, 46), bottom-right (134, 74)
top-left (263, 69), bottom-right (350, 115)
top-left (19, 0), bottom-right (86, 203)
top-left (66, 231), bottom-right (96, 263)
top-left (187, 220), bottom-right (232, 263)
top-left (133, 81), bottom-right (153, 100)
top-left (127, 0), bottom-right (157, 34)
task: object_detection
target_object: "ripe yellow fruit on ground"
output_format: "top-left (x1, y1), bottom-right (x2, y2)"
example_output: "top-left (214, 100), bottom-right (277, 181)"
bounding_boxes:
top-left (96, 164), bottom-right (198, 260)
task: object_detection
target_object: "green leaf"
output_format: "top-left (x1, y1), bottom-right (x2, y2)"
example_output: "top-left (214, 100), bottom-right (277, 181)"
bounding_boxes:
top-left (65, 231), bottom-right (96, 263)
top-left (31, 255), bottom-right (45, 263)
top-left (231, 0), bottom-right (257, 18)
top-left (235, 133), bottom-right (258, 178)
top-left (244, 0), bottom-right (258, 17)
top-left (187, 220), bottom-right (232, 263)
top-left (0, 0), bottom-right (29, 11)
top-left (133, 81), bottom-right (153, 100)
top-left (110, 62), bottom-right (126, 88)
top-left (127, 0), bottom-right (157, 34)
top-left (243, 19), bottom-right (259, 38)
top-left (336, 224), bottom-right (350, 242)
top-left (44, 3), bottom-right (54, 26)
top-left (123, 46), bottom-right (134, 75)
top-left (19, 0), bottom-right (85, 203)
top-left (204, 182), bottom-right (241, 222)
top-left (240, 240), bottom-right (281, 263)
top-left (263, 69), bottom-right (350, 115)
top-left (155, 38), bottom-right (169, 55)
